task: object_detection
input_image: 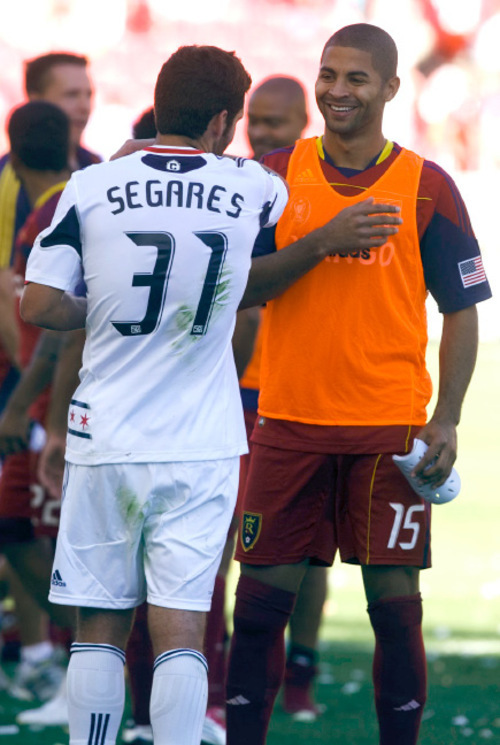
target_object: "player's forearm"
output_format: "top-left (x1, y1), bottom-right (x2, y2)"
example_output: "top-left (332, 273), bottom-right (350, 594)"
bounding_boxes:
top-left (0, 308), bottom-right (20, 366)
top-left (240, 199), bottom-right (403, 309)
top-left (0, 269), bottom-right (20, 366)
top-left (232, 307), bottom-right (260, 378)
top-left (45, 329), bottom-right (85, 435)
top-left (21, 283), bottom-right (87, 330)
top-left (239, 230), bottom-right (329, 309)
top-left (2, 330), bottom-right (62, 417)
top-left (3, 331), bottom-right (61, 413)
top-left (430, 305), bottom-right (478, 427)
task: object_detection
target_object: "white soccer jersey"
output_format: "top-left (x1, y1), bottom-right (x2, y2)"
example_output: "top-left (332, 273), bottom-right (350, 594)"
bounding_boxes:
top-left (26, 145), bottom-right (288, 464)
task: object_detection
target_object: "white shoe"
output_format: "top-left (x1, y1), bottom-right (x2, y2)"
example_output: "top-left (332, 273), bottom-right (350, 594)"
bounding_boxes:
top-left (393, 439), bottom-right (461, 504)
top-left (121, 722), bottom-right (153, 743)
top-left (201, 706), bottom-right (226, 745)
top-left (9, 651), bottom-right (65, 702)
top-left (16, 673), bottom-right (68, 726)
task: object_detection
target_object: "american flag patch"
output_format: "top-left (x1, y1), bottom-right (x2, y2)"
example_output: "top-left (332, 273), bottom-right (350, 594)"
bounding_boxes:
top-left (458, 256), bottom-right (486, 288)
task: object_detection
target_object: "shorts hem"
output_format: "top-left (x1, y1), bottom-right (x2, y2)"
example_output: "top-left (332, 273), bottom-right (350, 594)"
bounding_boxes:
top-left (49, 592), bottom-right (213, 611)
top-left (235, 552), bottom-right (334, 567)
top-left (147, 595), bottom-right (212, 612)
top-left (342, 555), bottom-right (431, 568)
top-left (49, 592), bottom-right (147, 609)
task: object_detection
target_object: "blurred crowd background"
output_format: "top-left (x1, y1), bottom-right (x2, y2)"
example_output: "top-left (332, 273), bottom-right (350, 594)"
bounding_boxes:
top-left (0, 0), bottom-right (498, 337)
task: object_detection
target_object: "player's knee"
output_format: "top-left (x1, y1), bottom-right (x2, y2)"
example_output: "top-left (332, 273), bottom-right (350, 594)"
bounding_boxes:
top-left (241, 560), bottom-right (307, 594)
top-left (368, 593), bottom-right (423, 638)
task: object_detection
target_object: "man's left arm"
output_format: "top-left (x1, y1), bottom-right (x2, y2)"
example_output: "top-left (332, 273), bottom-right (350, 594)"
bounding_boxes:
top-left (0, 329), bottom-right (62, 456)
top-left (21, 282), bottom-right (87, 330)
top-left (0, 267), bottom-right (20, 368)
top-left (412, 305), bottom-right (478, 485)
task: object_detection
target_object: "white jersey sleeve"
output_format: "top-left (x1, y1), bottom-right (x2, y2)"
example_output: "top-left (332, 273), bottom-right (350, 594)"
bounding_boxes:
top-left (26, 176), bottom-right (83, 292)
top-left (237, 160), bottom-right (288, 229)
top-left (258, 166), bottom-right (289, 228)
top-left (24, 146), bottom-right (288, 465)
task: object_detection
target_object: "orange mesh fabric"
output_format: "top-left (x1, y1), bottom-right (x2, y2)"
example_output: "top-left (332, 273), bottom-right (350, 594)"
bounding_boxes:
top-left (258, 138), bottom-right (431, 426)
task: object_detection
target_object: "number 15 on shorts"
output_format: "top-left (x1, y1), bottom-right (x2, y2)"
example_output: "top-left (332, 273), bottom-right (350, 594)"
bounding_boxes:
top-left (387, 502), bottom-right (425, 551)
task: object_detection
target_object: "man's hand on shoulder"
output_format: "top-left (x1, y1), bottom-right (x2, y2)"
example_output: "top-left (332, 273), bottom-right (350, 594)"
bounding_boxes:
top-left (109, 138), bottom-right (155, 161)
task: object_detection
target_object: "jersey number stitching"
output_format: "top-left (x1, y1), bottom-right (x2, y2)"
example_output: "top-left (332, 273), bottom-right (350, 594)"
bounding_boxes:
top-left (111, 230), bottom-right (227, 337)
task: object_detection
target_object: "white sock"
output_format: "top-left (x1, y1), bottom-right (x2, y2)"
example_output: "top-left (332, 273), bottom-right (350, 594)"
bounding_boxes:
top-left (150, 648), bottom-right (208, 745)
top-left (67, 643), bottom-right (126, 745)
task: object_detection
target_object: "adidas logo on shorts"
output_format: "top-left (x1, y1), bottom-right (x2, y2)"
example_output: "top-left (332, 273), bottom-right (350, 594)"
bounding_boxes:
top-left (51, 569), bottom-right (67, 587)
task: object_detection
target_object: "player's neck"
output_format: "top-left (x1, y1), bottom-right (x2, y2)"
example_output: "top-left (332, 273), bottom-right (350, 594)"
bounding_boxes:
top-left (22, 170), bottom-right (70, 209)
top-left (68, 142), bottom-right (82, 172)
top-left (156, 134), bottom-right (207, 152)
top-left (322, 131), bottom-right (387, 170)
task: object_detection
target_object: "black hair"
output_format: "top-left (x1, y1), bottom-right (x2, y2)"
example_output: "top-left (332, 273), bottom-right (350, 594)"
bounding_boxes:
top-left (322, 23), bottom-right (398, 81)
top-left (132, 107), bottom-right (156, 139)
top-left (8, 101), bottom-right (69, 171)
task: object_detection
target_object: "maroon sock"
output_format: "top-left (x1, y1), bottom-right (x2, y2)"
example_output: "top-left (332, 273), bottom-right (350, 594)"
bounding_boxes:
top-left (48, 622), bottom-right (74, 656)
top-left (204, 573), bottom-right (227, 708)
top-left (126, 602), bottom-right (153, 726)
top-left (226, 575), bottom-right (296, 745)
top-left (283, 644), bottom-right (318, 712)
top-left (368, 593), bottom-right (427, 745)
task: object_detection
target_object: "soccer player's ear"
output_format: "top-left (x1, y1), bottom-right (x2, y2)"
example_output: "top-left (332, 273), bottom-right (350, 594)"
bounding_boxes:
top-left (210, 110), bottom-right (229, 139)
top-left (384, 76), bottom-right (400, 102)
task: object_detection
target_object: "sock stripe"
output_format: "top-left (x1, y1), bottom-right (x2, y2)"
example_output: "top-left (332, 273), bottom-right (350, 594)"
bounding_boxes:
top-left (71, 643), bottom-right (126, 665)
top-left (153, 648), bottom-right (208, 673)
top-left (87, 713), bottom-right (111, 745)
top-left (94, 713), bottom-right (103, 745)
top-left (101, 713), bottom-right (110, 745)
top-left (88, 712), bottom-right (96, 745)
top-left (100, 713), bottom-right (110, 745)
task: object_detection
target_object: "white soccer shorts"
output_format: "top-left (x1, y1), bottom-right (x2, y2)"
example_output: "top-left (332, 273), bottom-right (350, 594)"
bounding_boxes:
top-left (49, 458), bottom-right (239, 611)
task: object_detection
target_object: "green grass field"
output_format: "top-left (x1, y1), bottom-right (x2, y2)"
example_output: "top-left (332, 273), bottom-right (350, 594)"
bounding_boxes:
top-left (1, 341), bottom-right (498, 744)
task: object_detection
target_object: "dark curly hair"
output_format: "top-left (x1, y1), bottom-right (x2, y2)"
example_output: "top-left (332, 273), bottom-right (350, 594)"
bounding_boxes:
top-left (155, 45), bottom-right (252, 139)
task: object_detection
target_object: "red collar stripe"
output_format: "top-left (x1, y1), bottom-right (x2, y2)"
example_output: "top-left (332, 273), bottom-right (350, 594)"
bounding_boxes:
top-left (143, 146), bottom-right (205, 155)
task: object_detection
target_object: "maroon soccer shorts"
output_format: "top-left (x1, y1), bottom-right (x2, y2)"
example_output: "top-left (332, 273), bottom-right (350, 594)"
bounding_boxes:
top-left (234, 408), bottom-right (258, 521)
top-left (235, 444), bottom-right (431, 569)
top-left (0, 450), bottom-right (60, 541)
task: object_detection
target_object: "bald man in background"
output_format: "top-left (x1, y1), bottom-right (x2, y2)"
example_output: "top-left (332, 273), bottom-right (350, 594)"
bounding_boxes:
top-left (246, 76), bottom-right (308, 161)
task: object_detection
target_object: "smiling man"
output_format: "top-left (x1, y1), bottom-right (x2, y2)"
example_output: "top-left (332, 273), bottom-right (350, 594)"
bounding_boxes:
top-left (24, 52), bottom-right (95, 172)
top-left (0, 52), bottom-right (97, 265)
top-left (226, 23), bottom-right (491, 745)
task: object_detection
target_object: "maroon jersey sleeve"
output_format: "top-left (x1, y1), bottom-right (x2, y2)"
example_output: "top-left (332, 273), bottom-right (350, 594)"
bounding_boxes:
top-left (417, 159), bottom-right (491, 312)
